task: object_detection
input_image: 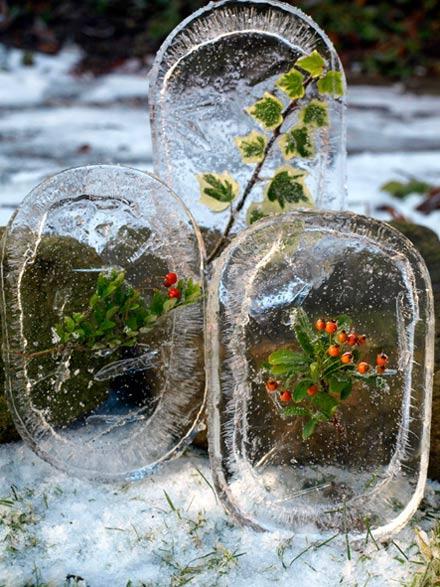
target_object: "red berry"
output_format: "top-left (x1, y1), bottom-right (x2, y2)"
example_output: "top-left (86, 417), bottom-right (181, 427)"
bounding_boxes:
top-left (347, 333), bottom-right (358, 346)
top-left (266, 379), bottom-right (279, 393)
top-left (341, 351), bottom-right (353, 364)
top-left (357, 361), bottom-right (370, 374)
top-left (337, 330), bottom-right (348, 343)
top-left (279, 390), bottom-right (292, 403)
top-left (325, 320), bottom-right (337, 334)
top-left (315, 318), bottom-right (326, 331)
top-left (328, 344), bottom-right (340, 357)
top-left (376, 352), bottom-right (389, 367)
top-left (307, 384), bottom-right (318, 396)
top-left (164, 272), bottom-right (178, 287)
top-left (358, 334), bottom-right (367, 345)
top-left (168, 287), bottom-right (181, 299)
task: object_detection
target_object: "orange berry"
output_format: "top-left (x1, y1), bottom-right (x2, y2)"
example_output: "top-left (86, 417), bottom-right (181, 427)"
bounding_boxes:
top-left (315, 318), bottom-right (326, 331)
top-left (328, 344), bottom-right (340, 357)
top-left (358, 334), bottom-right (367, 345)
top-left (376, 352), bottom-right (389, 367)
top-left (347, 333), bottom-right (358, 346)
top-left (307, 384), bottom-right (318, 396)
top-left (337, 330), bottom-right (347, 343)
top-left (279, 390), bottom-right (292, 403)
top-left (325, 320), bottom-right (337, 334)
top-left (357, 362), bottom-right (370, 374)
top-left (341, 351), bottom-right (353, 364)
top-left (266, 379), bottom-right (279, 393)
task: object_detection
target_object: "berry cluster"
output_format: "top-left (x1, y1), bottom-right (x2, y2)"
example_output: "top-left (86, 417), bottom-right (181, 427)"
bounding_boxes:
top-left (163, 272), bottom-right (181, 299)
top-left (263, 309), bottom-right (391, 440)
top-left (314, 318), bottom-right (389, 376)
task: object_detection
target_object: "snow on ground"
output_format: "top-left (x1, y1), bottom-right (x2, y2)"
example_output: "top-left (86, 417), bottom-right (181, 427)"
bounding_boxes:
top-left (0, 45), bottom-right (439, 586)
top-left (0, 442), bottom-right (438, 587)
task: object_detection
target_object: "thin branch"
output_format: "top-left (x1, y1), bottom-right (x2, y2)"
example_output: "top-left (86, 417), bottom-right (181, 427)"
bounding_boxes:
top-left (207, 76), bottom-right (313, 263)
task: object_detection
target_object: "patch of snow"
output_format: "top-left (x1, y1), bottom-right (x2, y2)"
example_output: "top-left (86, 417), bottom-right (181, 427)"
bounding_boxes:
top-left (0, 441), bottom-right (437, 586)
top-left (80, 74), bottom-right (148, 104)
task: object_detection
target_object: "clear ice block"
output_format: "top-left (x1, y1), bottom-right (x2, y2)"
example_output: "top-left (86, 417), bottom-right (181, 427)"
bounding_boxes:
top-left (1, 165), bottom-right (206, 482)
top-left (149, 0), bottom-right (347, 256)
top-left (207, 210), bottom-right (434, 538)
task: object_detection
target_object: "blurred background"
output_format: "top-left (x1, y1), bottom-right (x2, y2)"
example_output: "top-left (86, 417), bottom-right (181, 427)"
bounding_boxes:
top-left (1, 0), bottom-right (439, 80)
top-left (0, 0), bottom-right (439, 231)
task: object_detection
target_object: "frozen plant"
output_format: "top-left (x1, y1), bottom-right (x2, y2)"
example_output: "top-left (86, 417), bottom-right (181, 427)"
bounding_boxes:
top-left (198, 50), bottom-right (344, 260)
top-left (18, 269), bottom-right (201, 360)
top-left (263, 309), bottom-right (392, 440)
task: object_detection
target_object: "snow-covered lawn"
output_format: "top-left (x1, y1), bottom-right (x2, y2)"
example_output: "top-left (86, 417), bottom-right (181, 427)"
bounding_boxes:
top-left (0, 442), bottom-right (438, 586)
top-left (0, 46), bottom-right (439, 586)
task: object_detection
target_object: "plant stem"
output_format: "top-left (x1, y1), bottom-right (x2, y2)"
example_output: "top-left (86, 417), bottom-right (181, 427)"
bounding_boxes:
top-left (207, 76), bottom-right (313, 264)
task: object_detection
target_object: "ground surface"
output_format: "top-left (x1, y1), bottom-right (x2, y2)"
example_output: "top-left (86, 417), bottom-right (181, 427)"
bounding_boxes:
top-left (0, 45), bottom-right (439, 586)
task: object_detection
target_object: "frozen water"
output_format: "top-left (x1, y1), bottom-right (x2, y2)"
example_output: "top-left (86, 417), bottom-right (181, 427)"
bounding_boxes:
top-left (150, 0), bottom-right (346, 256)
top-left (207, 210), bottom-right (434, 538)
top-left (0, 165), bottom-right (206, 482)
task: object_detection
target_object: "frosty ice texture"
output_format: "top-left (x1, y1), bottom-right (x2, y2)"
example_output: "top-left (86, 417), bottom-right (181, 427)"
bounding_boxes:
top-left (1, 165), bottom-right (205, 482)
top-left (207, 211), bottom-right (434, 537)
top-left (150, 0), bottom-right (346, 255)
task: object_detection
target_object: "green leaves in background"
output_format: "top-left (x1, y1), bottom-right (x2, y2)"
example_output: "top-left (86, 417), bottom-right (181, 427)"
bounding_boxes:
top-left (265, 167), bottom-right (311, 209)
top-left (279, 124), bottom-right (315, 159)
top-left (235, 131), bottom-right (267, 164)
top-left (246, 92), bottom-right (284, 130)
top-left (317, 70), bottom-right (344, 97)
top-left (300, 100), bottom-right (329, 128)
top-left (296, 50), bottom-right (326, 78)
top-left (381, 178), bottom-right (432, 199)
top-left (197, 172), bottom-right (239, 212)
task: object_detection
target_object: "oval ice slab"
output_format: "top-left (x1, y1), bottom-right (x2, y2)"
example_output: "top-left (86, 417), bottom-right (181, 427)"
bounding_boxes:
top-left (1, 165), bottom-right (205, 482)
top-left (150, 0), bottom-right (346, 256)
top-left (207, 211), bottom-right (433, 538)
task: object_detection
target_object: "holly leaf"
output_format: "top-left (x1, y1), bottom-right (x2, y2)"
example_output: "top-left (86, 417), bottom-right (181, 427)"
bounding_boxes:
top-left (300, 100), bottom-right (329, 128)
top-left (235, 131), bottom-right (267, 164)
top-left (265, 167), bottom-right (312, 209)
top-left (197, 172), bottom-right (239, 212)
top-left (296, 50), bottom-right (326, 78)
top-left (303, 418), bottom-right (317, 440)
top-left (293, 378), bottom-right (313, 402)
top-left (279, 124), bottom-right (315, 160)
top-left (276, 68), bottom-right (305, 100)
top-left (317, 71), bottom-right (344, 97)
top-left (245, 92), bottom-right (284, 130)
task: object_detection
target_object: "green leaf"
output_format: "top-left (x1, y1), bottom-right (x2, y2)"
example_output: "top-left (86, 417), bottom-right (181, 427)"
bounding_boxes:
top-left (293, 378), bottom-right (313, 402)
top-left (64, 316), bottom-right (75, 332)
top-left (269, 349), bottom-right (305, 365)
top-left (283, 405), bottom-right (311, 417)
top-left (312, 393), bottom-right (339, 418)
top-left (163, 298), bottom-right (178, 312)
top-left (235, 131), bottom-right (267, 164)
top-left (246, 92), bottom-right (284, 130)
top-left (309, 362), bottom-right (319, 381)
top-left (296, 50), bottom-right (326, 78)
top-left (290, 308), bottom-right (316, 357)
top-left (265, 167), bottom-right (311, 209)
top-left (270, 364), bottom-right (293, 376)
top-left (276, 68), bottom-right (305, 100)
top-left (303, 418), bottom-right (317, 440)
top-left (381, 179), bottom-right (431, 199)
top-left (247, 205), bottom-right (267, 225)
top-left (340, 383), bottom-right (353, 400)
top-left (300, 100), bottom-right (329, 128)
top-left (198, 172), bottom-right (239, 212)
top-left (329, 375), bottom-right (351, 394)
top-left (335, 314), bottom-right (352, 332)
top-left (279, 124), bottom-right (315, 160)
top-left (317, 71), bottom-right (344, 97)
